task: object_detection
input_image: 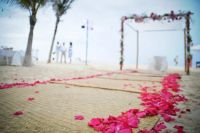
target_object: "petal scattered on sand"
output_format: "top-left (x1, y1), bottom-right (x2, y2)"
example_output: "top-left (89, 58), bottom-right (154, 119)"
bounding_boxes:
top-left (173, 125), bottom-right (185, 133)
top-left (27, 97), bottom-right (35, 101)
top-left (35, 91), bottom-right (39, 94)
top-left (88, 73), bottom-right (188, 133)
top-left (74, 115), bottom-right (84, 120)
top-left (13, 111), bottom-right (24, 116)
top-left (88, 118), bottom-right (102, 127)
top-left (153, 122), bottom-right (167, 132)
top-left (118, 128), bottom-right (133, 133)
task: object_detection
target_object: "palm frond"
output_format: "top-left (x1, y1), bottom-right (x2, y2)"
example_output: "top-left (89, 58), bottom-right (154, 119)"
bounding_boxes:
top-left (0, 0), bottom-right (48, 11)
top-left (53, 0), bottom-right (75, 17)
top-left (0, 0), bottom-right (15, 4)
top-left (18, 0), bottom-right (32, 10)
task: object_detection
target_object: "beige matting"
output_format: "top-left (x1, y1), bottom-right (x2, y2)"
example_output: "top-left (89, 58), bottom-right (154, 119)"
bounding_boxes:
top-left (0, 84), bottom-right (159, 133)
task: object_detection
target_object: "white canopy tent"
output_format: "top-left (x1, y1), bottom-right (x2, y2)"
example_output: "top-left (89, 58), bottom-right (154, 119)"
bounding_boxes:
top-left (191, 45), bottom-right (200, 51)
top-left (0, 49), bottom-right (38, 66)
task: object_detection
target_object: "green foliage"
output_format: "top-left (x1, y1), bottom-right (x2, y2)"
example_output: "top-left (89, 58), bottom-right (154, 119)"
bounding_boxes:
top-left (0, 0), bottom-right (47, 14)
top-left (53, 0), bottom-right (75, 17)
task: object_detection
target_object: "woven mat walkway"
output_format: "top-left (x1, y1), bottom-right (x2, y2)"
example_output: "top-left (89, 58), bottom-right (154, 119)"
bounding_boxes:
top-left (0, 72), bottom-right (162, 133)
top-left (51, 73), bottom-right (163, 94)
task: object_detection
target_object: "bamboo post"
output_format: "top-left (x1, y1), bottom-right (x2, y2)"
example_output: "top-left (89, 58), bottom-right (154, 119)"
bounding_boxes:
top-left (85, 19), bottom-right (89, 65)
top-left (184, 28), bottom-right (187, 72)
top-left (136, 30), bottom-right (139, 69)
top-left (185, 12), bottom-right (192, 75)
top-left (120, 17), bottom-right (125, 70)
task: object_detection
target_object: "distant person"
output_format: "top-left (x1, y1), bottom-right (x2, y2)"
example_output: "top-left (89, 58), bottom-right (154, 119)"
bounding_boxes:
top-left (55, 42), bottom-right (60, 63)
top-left (68, 42), bottom-right (73, 64)
top-left (189, 54), bottom-right (192, 67)
top-left (60, 42), bottom-right (67, 63)
top-left (174, 55), bottom-right (178, 66)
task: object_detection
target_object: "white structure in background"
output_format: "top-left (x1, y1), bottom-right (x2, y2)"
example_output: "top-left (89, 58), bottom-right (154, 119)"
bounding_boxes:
top-left (191, 45), bottom-right (200, 51)
top-left (0, 46), bottom-right (38, 66)
top-left (0, 47), bottom-right (14, 65)
top-left (191, 44), bottom-right (200, 68)
top-left (11, 50), bottom-right (24, 66)
top-left (149, 56), bottom-right (168, 72)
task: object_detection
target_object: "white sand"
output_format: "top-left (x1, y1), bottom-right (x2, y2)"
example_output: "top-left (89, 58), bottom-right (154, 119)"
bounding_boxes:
top-left (0, 63), bottom-right (200, 133)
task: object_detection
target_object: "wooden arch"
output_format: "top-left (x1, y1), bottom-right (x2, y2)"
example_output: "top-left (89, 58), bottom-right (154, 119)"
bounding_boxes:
top-left (120, 11), bottom-right (193, 75)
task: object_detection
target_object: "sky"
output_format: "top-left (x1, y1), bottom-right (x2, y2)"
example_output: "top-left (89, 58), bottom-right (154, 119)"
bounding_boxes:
top-left (0, 0), bottom-right (200, 68)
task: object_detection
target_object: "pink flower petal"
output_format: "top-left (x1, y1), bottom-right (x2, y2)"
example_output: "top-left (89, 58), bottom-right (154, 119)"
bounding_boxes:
top-left (136, 111), bottom-right (147, 118)
top-left (162, 114), bottom-right (175, 122)
top-left (128, 116), bottom-right (139, 128)
top-left (118, 128), bottom-right (133, 133)
top-left (27, 97), bottom-right (35, 101)
top-left (13, 111), bottom-right (24, 116)
top-left (173, 125), bottom-right (185, 133)
top-left (153, 122), bottom-right (167, 131)
top-left (88, 118), bottom-right (102, 127)
top-left (138, 129), bottom-right (155, 133)
top-left (93, 124), bottom-right (105, 131)
top-left (74, 115), bottom-right (84, 120)
top-left (35, 91), bottom-right (39, 93)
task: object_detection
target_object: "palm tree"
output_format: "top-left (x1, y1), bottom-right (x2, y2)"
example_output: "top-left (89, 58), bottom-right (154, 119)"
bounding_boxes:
top-left (47, 0), bottom-right (75, 63)
top-left (1, 0), bottom-right (47, 66)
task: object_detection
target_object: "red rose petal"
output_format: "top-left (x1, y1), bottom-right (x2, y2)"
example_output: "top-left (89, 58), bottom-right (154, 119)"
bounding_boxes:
top-left (74, 115), bottom-right (84, 120)
top-left (119, 128), bottom-right (133, 133)
top-left (153, 122), bottom-right (167, 131)
top-left (162, 114), bottom-right (175, 122)
top-left (13, 111), bottom-right (24, 116)
top-left (88, 118), bottom-right (102, 127)
top-left (27, 97), bottom-right (35, 101)
top-left (136, 111), bottom-right (147, 118)
top-left (173, 125), bottom-right (185, 133)
top-left (128, 116), bottom-right (139, 128)
top-left (35, 91), bottom-right (39, 93)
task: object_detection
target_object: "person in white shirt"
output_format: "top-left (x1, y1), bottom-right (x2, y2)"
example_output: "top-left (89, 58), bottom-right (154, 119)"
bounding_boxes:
top-left (60, 42), bottom-right (67, 63)
top-left (55, 42), bottom-right (60, 63)
top-left (68, 42), bottom-right (73, 64)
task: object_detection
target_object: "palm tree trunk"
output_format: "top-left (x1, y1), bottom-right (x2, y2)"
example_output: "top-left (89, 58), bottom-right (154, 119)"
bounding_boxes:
top-left (23, 15), bottom-right (36, 66)
top-left (47, 17), bottom-right (60, 63)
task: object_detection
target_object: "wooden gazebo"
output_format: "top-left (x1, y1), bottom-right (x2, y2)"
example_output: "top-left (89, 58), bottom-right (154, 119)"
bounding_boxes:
top-left (120, 11), bottom-right (193, 75)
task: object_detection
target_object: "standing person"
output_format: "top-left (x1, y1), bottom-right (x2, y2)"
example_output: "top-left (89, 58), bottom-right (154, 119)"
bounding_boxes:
top-left (55, 42), bottom-right (60, 63)
top-left (68, 42), bottom-right (73, 64)
top-left (188, 54), bottom-right (192, 67)
top-left (60, 42), bottom-right (67, 64)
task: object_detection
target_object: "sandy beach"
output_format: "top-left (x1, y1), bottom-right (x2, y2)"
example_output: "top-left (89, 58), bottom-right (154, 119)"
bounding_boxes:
top-left (0, 63), bottom-right (200, 133)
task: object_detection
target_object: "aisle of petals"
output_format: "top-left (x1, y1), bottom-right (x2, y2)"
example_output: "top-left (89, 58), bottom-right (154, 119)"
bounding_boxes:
top-left (0, 71), bottom-right (130, 90)
top-left (88, 73), bottom-right (189, 133)
top-left (0, 71), bottom-right (189, 133)
top-left (1, 70), bottom-right (133, 120)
